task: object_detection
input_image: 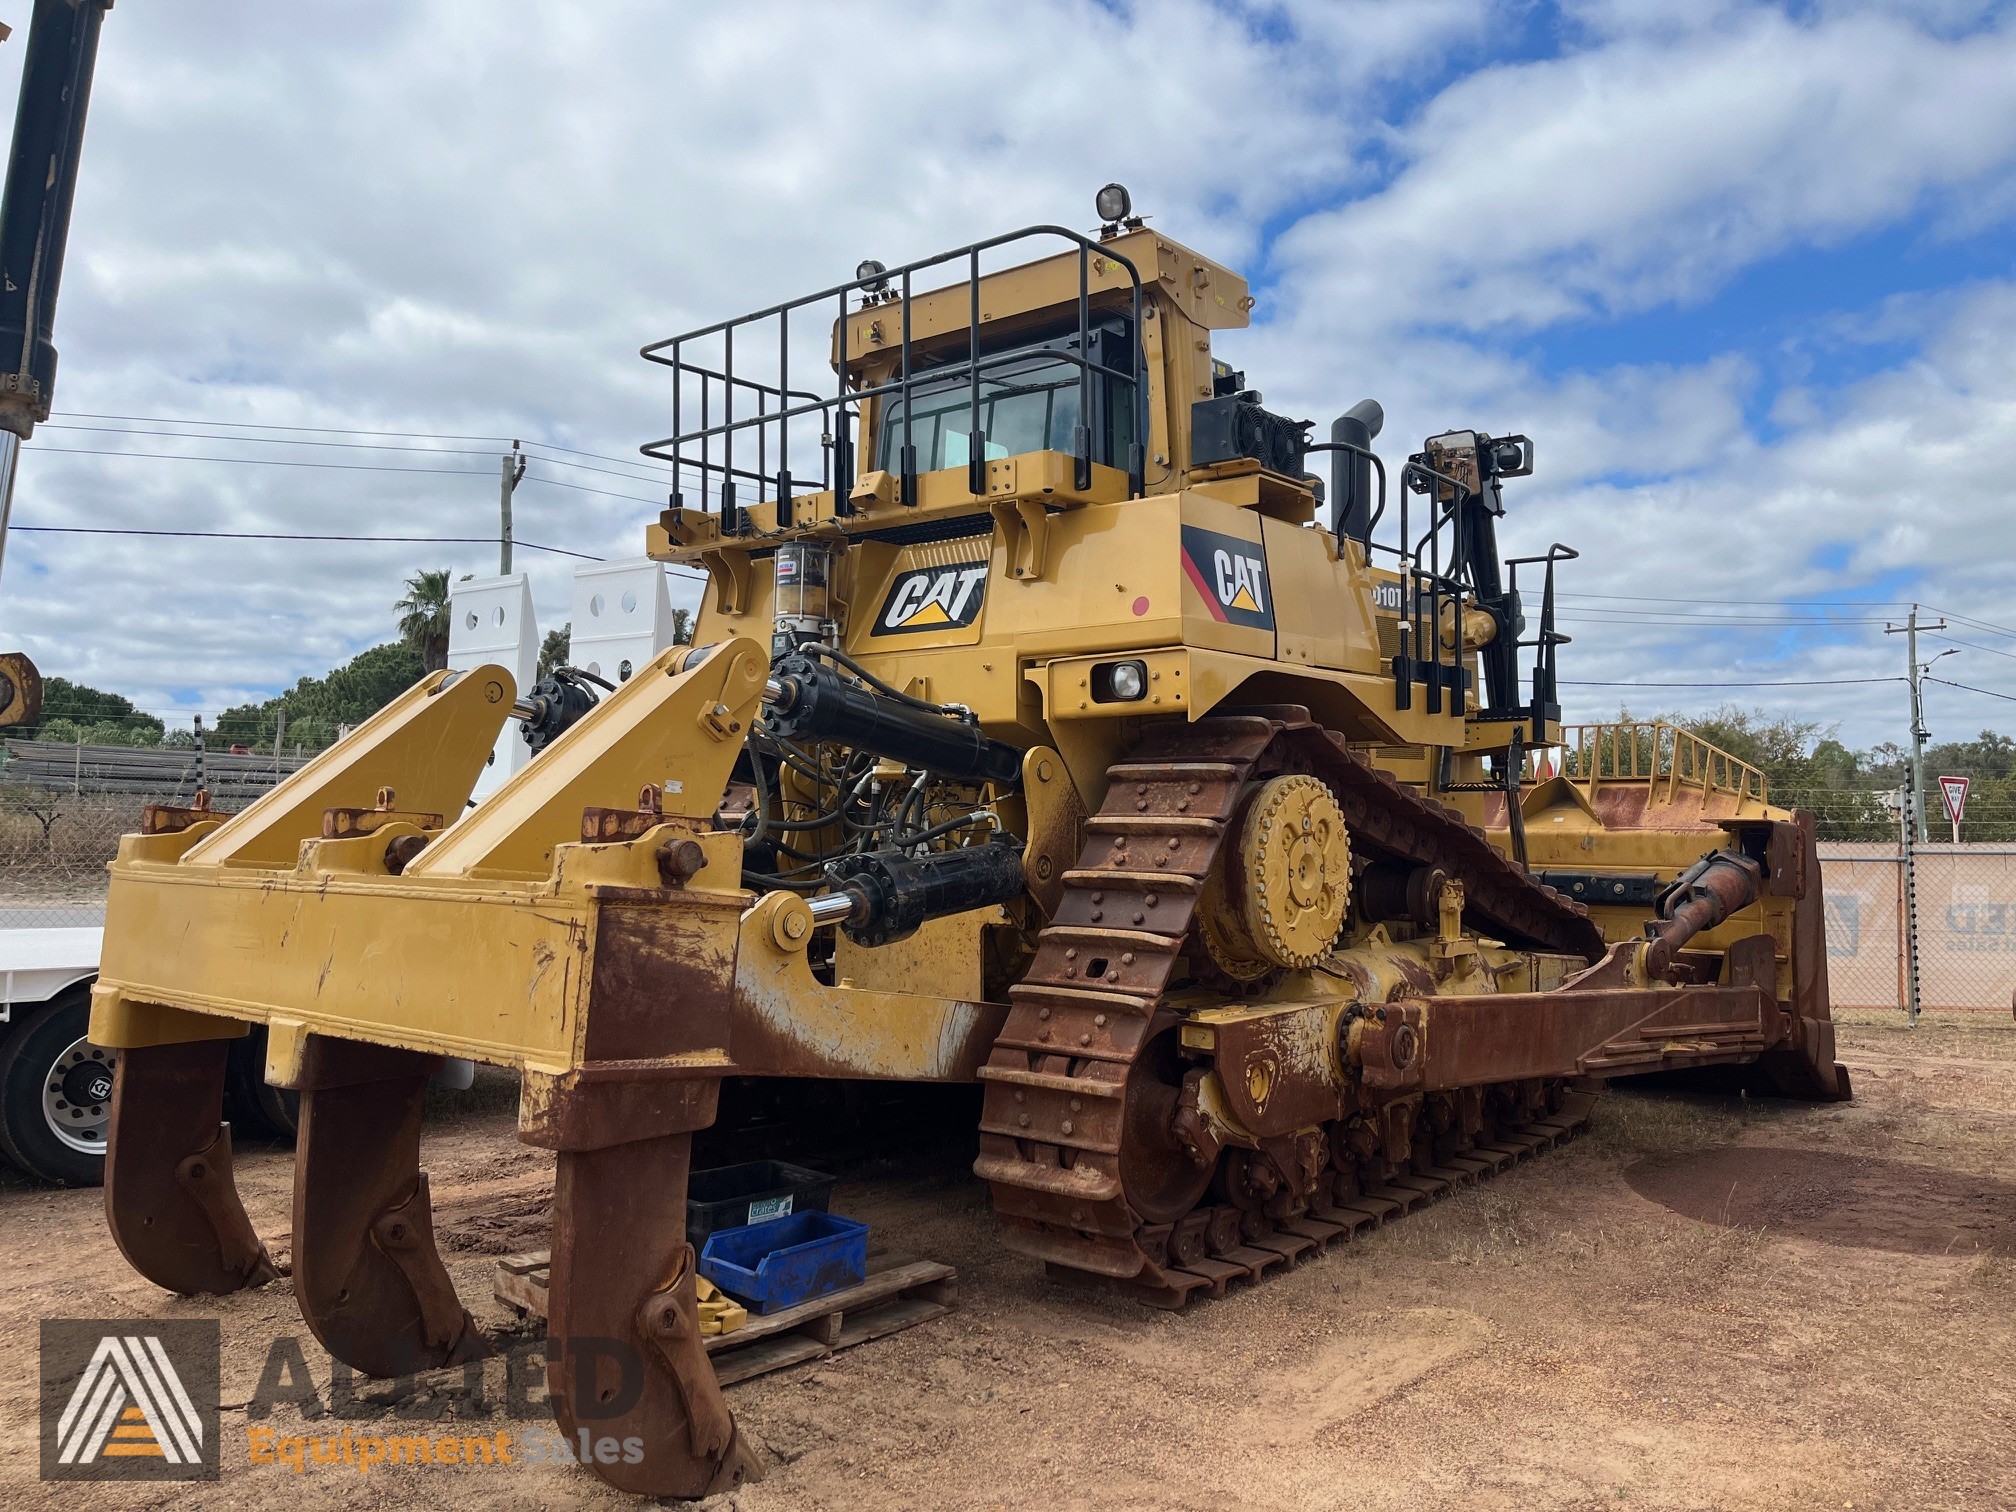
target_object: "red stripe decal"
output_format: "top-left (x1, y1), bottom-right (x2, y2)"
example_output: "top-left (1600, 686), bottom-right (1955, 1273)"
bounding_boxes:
top-left (1181, 550), bottom-right (1228, 622)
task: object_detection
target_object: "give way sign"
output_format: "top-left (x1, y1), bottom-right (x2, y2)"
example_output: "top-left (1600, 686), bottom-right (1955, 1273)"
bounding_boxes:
top-left (1938, 775), bottom-right (1971, 826)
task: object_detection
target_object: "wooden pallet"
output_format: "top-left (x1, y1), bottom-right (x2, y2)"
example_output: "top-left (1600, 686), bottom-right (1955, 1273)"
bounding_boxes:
top-left (495, 1251), bottom-right (956, 1388)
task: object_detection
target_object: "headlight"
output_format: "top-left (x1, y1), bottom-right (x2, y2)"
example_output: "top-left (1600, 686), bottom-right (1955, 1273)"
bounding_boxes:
top-left (1095, 182), bottom-right (1132, 223)
top-left (1092, 659), bottom-right (1148, 702)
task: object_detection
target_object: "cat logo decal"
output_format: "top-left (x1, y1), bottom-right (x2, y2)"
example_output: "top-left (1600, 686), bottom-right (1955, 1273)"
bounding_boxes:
top-left (1180, 525), bottom-right (1273, 630)
top-left (873, 563), bottom-right (990, 636)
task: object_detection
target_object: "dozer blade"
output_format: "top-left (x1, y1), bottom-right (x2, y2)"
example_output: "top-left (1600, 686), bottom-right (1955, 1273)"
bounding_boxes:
top-left (289, 1037), bottom-right (486, 1378)
top-left (105, 1039), bottom-right (281, 1295)
top-left (547, 1128), bottom-right (757, 1499)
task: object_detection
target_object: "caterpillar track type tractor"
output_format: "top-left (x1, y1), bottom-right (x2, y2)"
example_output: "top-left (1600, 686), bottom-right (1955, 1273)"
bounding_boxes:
top-left (89, 190), bottom-right (1848, 1499)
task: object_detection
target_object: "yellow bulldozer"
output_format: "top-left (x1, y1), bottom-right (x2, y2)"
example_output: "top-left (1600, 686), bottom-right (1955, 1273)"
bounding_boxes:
top-left (88, 188), bottom-right (1847, 1498)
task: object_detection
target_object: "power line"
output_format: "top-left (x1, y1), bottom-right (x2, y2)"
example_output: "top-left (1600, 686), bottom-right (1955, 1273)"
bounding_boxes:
top-left (1561, 676), bottom-right (1906, 688)
top-left (44, 423), bottom-right (502, 458)
top-left (1932, 608), bottom-right (2016, 643)
top-left (517, 466), bottom-right (662, 508)
top-left (1924, 631), bottom-right (2016, 663)
top-left (1556, 591), bottom-right (1913, 608)
top-left (25, 443), bottom-right (669, 508)
top-left (29, 444), bottom-right (492, 478)
top-left (51, 409), bottom-right (511, 442)
top-left (1555, 612), bottom-right (1895, 627)
top-left (9, 525), bottom-right (605, 560)
top-left (48, 410), bottom-right (672, 482)
top-left (43, 421), bottom-right (673, 487)
top-left (1926, 675), bottom-right (2016, 706)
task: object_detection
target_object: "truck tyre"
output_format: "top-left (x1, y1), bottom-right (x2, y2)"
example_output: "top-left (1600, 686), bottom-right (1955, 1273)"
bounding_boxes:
top-left (223, 1025), bottom-right (299, 1142)
top-left (0, 987), bottom-right (115, 1186)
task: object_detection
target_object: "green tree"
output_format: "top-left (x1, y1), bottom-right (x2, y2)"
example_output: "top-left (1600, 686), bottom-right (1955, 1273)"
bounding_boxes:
top-left (395, 568), bottom-right (454, 672)
top-left (670, 606), bottom-right (694, 646)
top-left (213, 641), bottom-right (426, 752)
top-left (538, 624), bottom-right (571, 681)
top-left (23, 675), bottom-right (164, 743)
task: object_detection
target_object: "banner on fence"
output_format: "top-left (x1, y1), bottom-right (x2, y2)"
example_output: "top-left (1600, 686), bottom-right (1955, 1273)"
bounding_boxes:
top-left (1819, 843), bottom-right (2016, 1013)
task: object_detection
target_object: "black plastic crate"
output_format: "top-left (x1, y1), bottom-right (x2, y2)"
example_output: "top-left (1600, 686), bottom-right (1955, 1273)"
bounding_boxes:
top-left (686, 1160), bottom-right (835, 1245)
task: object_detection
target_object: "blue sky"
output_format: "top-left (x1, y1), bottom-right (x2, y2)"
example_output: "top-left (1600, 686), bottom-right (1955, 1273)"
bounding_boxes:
top-left (0, 0), bottom-right (2012, 749)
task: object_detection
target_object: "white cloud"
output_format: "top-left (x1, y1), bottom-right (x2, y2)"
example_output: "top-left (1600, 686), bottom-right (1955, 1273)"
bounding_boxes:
top-left (1270, 7), bottom-right (2016, 336)
top-left (0, 0), bottom-right (2011, 754)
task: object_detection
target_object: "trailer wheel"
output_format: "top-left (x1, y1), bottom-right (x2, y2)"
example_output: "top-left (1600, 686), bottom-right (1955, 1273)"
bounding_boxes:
top-left (0, 988), bottom-right (114, 1186)
top-left (223, 1025), bottom-right (299, 1143)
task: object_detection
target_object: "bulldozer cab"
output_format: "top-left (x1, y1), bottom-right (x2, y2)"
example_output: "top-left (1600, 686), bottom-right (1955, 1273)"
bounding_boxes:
top-left (642, 215), bottom-right (1572, 792)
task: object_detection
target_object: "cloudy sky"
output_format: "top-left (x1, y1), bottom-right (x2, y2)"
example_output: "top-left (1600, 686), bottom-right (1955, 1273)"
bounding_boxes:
top-left (0, 0), bottom-right (2012, 750)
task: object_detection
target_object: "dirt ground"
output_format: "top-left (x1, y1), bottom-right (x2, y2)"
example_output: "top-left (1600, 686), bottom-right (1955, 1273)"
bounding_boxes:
top-left (3, 1008), bottom-right (2012, 1511)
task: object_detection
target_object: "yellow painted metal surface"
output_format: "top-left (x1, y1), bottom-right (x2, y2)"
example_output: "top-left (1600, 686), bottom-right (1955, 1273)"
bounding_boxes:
top-left (734, 894), bottom-right (1006, 1082)
top-left (414, 639), bottom-right (768, 880)
top-left (187, 665), bottom-right (514, 870)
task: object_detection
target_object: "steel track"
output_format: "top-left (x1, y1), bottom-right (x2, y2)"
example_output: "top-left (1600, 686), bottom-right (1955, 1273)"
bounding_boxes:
top-left (975, 711), bottom-right (1602, 1306)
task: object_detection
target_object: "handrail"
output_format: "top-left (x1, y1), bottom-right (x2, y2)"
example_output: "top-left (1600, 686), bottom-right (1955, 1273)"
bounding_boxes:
top-left (639, 225), bottom-right (1148, 525)
top-left (1545, 722), bottom-right (1768, 805)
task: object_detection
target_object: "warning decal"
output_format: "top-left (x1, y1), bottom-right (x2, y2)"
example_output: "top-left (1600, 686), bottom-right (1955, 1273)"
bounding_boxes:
top-left (1180, 524), bottom-right (1273, 631)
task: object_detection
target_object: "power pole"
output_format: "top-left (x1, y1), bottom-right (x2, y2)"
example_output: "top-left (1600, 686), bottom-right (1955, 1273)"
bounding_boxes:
top-left (499, 441), bottom-right (526, 575)
top-left (1884, 604), bottom-right (1947, 844)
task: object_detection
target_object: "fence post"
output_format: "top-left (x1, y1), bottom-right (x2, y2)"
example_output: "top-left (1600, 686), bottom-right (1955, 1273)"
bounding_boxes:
top-left (1901, 785), bottom-right (1922, 1028)
top-left (72, 729), bottom-right (81, 793)
top-left (274, 710), bottom-right (286, 781)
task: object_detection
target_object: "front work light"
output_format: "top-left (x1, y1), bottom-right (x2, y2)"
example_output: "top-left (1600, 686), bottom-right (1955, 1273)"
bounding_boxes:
top-left (1095, 182), bottom-right (1132, 224)
top-left (1092, 659), bottom-right (1148, 702)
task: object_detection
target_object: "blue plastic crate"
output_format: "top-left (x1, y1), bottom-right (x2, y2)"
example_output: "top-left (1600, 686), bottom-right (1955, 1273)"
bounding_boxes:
top-left (698, 1210), bottom-right (868, 1314)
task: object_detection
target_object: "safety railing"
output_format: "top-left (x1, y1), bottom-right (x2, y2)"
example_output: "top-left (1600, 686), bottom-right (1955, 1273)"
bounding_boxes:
top-left (1311, 436), bottom-right (1562, 732)
top-left (639, 226), bottom-right (1148, 529)
top-left (1550, 722), bottom-right (1769, 807)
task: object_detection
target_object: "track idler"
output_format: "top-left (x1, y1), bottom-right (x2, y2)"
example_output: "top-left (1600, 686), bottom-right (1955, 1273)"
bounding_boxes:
top-left (289, 1038), bottom-right (486, 1378)
top-left (105, 1039), bottom-right (281, 1295)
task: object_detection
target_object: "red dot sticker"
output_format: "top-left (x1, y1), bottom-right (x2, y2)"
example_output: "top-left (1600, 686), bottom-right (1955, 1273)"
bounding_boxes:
top-left (1131, 596), bottom-right (1150, 617)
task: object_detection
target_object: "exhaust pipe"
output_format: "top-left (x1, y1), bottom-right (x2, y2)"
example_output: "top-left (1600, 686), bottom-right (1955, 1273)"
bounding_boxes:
top-left (1329, 398), bottom-right (1383, 545)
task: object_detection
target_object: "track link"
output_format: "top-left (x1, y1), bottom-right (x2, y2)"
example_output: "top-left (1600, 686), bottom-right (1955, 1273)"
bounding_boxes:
top-left (976, 711), bottom-right (1603, 1305)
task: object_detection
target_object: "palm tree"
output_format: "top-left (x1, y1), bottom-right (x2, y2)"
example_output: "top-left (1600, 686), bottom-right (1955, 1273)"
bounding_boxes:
top-left (395, 568), bottom-right (453, 672)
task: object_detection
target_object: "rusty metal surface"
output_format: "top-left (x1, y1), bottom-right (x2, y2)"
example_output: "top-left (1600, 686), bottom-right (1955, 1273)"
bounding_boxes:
top-left (974, 709), bottom-right (1839, 1308)
top-left (291, 1041), bottom-right (486, 1378)
top-left (1408, 978), bottom-right (1778, 1090)
top-left (140, 789), bottom-right (226, 836)
top-left (547, 1130), bottom-right (756, 1499)
top-left (582, 892), bottom-right (743, 1064)
top-left (1754, 810), bottom-right (1851, 1100)
top-left (321, 785), bottom-right (443, 838)
top-left (1291, 725), bottom-right (1605, 961)
top-left (977, 712), bottom-right (1616, 1300)
top-left (1644, 851), bottom-right (1762, 977)
top-left (104, 1040), bottom-right (280, 1295)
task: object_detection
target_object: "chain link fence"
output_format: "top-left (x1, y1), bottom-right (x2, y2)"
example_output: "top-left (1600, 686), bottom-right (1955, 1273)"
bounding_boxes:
top-left (1, 739), bottom-right (314, 929)
top-left (1820, 842), bottom-right (2016, 1015)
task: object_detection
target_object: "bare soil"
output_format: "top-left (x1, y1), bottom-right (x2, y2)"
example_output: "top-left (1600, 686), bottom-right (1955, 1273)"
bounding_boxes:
top-left (3, 1008), bottom-right (2013, 1511)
